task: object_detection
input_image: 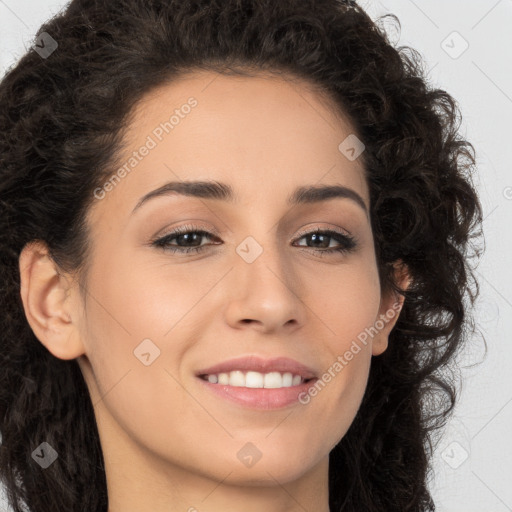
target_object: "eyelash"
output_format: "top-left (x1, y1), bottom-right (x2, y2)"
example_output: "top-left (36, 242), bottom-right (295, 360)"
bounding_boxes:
top-left (151, 224), bottom-right (357, 257)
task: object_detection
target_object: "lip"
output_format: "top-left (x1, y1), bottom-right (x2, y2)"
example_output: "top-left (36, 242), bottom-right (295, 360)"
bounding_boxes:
top-left (197, 377), bottom-right (318, 410)
top-left (195, 355), bottom-right (318, 410)
top-left (195, 355), bottom-right (318, 380)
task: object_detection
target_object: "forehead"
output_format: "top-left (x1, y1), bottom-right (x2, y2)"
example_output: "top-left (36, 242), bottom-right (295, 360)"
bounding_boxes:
top-left (89, 70), bottom-right (369, 223)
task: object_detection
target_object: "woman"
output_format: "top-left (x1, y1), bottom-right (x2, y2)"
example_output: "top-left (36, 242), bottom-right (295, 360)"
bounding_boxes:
top-left (0, 0), bottom-right (483, 511)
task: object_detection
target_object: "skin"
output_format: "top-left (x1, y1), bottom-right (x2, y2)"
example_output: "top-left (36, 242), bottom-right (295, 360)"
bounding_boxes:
top-left (19, 70), bottom-right (409, 512)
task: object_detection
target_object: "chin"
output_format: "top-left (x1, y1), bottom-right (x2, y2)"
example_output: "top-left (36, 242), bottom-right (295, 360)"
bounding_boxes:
top-left (210, 450), bottom-right (323, 487)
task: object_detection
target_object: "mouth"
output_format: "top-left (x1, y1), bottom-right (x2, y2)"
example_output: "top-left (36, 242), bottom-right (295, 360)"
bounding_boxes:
top-left (195, 356), bottom-right (318, 410)
top-left (198, 371), bottom-right (315, 388)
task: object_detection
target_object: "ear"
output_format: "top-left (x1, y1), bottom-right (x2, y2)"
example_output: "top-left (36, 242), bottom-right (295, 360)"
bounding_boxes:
top-left (18, 240), bottom-right (86, 360)
top-left (371, 259), bottom-right (411, 356)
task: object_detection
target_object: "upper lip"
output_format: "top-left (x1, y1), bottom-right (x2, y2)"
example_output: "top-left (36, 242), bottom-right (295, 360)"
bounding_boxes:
top-left (196, 355), bottom-right (318, 380)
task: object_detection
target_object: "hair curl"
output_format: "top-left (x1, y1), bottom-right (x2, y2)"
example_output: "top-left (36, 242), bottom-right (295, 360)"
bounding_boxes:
top-left (0, 0), bottom-right (483, 511)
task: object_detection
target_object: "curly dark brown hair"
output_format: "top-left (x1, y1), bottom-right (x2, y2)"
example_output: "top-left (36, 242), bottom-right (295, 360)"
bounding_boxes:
top-left (0, 0), bottom-right (483, 511)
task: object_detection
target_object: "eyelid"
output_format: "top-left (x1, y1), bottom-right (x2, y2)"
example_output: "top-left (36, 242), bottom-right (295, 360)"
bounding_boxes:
top-left (153, 222), bottom-right (221, 241)
top-left (149, 222), bottom-right (359, 260)
top-left (150, 222), bottom-right (358, 253)
top-left (293, 223), bottom-right (353, 240)
top-left (153, 222), bottom-right (354, 244)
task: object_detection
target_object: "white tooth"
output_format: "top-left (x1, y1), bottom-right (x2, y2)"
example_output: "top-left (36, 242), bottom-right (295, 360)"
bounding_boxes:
top-left (212, 371), bottom-right (304, 387)
top-left (218, 373), bottom-right (229, 385)
top-left (282, 372), bottom-right (293, 387)
top-left (229, 370), bottom-right (245, 387)
top-left (264, 371), bottom-right (284, 388)
top-left (292, 374), bottom-right (302, 386)
top-left (245, 371), bottom-right (264, 388)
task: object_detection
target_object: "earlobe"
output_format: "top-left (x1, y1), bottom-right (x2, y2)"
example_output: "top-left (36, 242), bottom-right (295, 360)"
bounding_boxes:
top-left (18, 240), bottom-right (86, 360)
top-left (371, 260), bottom-right (411, 356)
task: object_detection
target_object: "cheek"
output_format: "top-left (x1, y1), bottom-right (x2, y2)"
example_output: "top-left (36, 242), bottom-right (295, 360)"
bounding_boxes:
top-left (76, 256), bottom-right (197, 458)
top-left (302, 255), bottom-right (381, 343)
top-left (77, 251), bottom-right (222, 411)
top-left (298, 257), bottom-right (380, 436)
top-left (106, 256), bottom-right (220, 335)
top-left (83, 252), bottom-right (199, 345)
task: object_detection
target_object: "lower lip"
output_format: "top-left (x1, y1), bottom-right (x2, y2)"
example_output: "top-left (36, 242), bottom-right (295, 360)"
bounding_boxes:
top-left (196, 377), bottom-right (318, 410)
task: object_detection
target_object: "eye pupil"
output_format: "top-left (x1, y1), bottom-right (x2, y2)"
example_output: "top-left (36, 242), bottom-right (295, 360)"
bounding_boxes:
top-left (309, 233), bottom-right (329, 248)
top-left (179, 233), bottom-right (201, 246)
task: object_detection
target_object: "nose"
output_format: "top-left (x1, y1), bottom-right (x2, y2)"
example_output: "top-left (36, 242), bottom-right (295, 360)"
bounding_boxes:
top-left (223, 240), bottom-right (305, 334)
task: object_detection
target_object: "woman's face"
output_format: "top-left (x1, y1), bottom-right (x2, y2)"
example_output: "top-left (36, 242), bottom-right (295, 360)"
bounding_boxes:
top-left (44, 71), bottom-right (404, 502)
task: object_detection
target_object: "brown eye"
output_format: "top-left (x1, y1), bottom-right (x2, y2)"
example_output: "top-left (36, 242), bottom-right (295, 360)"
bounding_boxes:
top-left (293, 228), bottom-right (357, 256)
top-left (152, 226), bottom-right (219, 254)
top-left (151, 225), bottom-right (357, 257)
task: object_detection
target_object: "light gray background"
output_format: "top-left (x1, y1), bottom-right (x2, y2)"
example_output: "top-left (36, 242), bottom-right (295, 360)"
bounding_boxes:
top-left (0, 0), bottom-right (510, 511)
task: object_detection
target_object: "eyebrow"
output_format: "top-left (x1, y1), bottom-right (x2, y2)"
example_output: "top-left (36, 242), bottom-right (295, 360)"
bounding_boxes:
top-left (131, 180), bottom-right (368, 215)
